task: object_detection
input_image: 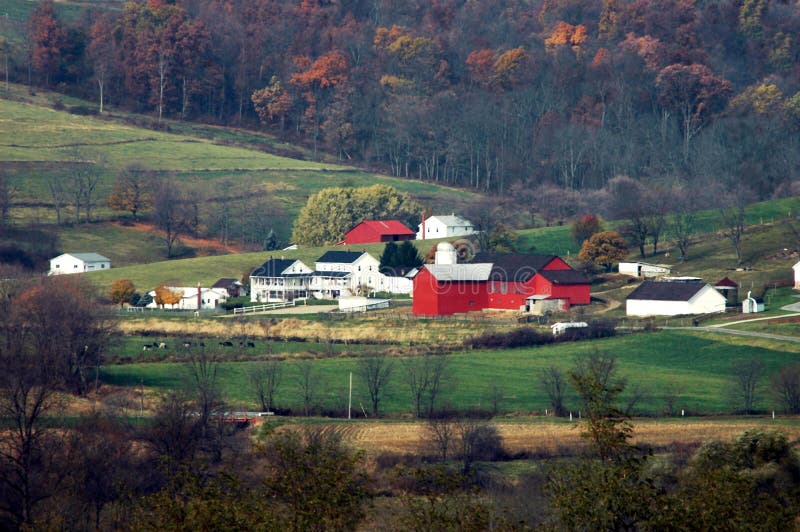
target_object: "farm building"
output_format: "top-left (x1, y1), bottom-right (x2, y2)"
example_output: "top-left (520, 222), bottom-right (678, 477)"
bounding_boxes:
top-left (794, 261), bottom-right (800, 289)
top-left (714, 277), bottom-right (739, 307)
top-left (49, 253), bottom-right (110, 275)
top-left (742, 291), bottom-right (765, 313)
top-left (145, 286), bottom-right (229, 310)
top-left (249, 258), bottom-right (313, 302)
top-left (618, 262), bottom-right (671, 278)
top-left (626, 280), bottom-right (726, 317)
top-left (343, 220), bottom-right (415, 245)
top-left (412, 244), bottom-right (590, 315)
top-left (416, 214), bottom-right (475, 240)
top-left (212, 278), bottom-right (246, 298)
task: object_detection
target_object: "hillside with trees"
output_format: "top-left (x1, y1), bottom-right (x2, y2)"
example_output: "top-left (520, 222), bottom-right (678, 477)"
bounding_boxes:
top-left (3, 0), bottom-right (800, 203)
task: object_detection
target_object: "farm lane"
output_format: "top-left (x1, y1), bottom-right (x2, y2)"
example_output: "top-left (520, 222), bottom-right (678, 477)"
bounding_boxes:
top-left (665, 326), bottom-right (800, 343)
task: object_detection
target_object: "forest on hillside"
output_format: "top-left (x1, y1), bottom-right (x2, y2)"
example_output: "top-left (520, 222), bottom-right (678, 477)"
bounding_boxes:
top-left (3, 0), bottom-right (800, 199)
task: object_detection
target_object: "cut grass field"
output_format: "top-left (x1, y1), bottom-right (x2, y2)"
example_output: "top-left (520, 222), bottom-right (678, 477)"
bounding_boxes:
top-left (100, 329), bottom-right (800, 416)
top-left (1, 88), bottom-right (476, 229)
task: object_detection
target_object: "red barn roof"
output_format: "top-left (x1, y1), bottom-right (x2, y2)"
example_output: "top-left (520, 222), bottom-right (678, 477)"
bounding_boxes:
top-left (715, 276), bottom-right (738, 288)
top-left (344, 220), bottom-right (415, 244)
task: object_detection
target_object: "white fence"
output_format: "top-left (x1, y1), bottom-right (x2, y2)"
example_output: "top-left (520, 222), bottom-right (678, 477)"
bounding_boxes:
top-left (232, 300), bottom-right (297, 315)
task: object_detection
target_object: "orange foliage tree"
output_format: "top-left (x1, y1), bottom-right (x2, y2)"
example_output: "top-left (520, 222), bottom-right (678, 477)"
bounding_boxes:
top-left (579, 231), bottom-right (627, 271)
top-left (154, 285), bottom-right (183, 308)
top-left (109, 279), bottom-right (136, 308)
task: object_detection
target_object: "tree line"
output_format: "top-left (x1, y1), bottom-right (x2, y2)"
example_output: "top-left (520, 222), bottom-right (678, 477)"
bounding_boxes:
top-left (5, 0), bottom-right (800, 198)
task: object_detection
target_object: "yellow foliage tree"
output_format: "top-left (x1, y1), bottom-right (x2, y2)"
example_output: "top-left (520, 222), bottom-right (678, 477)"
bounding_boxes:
top-left (154, 285), bottom-right (184, 308)
top-left (109, 279), bottom-right (135, 308)
top-left (578, 231), bottom-right (627, 272)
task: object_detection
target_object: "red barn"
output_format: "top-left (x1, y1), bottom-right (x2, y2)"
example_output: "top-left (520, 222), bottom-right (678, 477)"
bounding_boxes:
top-left (412, 248), bottom-right (590, 315)
top-left (344, 220), bottom-right (415, 245)
top-left (411, 263), bottom-right (492, 315)
top-left (476, 253), bottom-right (574, 311)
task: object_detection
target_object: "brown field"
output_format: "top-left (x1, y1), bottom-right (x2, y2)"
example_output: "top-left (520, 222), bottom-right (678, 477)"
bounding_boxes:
top-left (286, 418), bottom-right (800, 456)
top-left (116, 314), bottom-right (521, 346)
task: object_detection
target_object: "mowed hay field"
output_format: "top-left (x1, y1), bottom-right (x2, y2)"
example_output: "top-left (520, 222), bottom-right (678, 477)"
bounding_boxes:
top-left (101, 330), bottom-right (800, 416)
top-left (277, 418), bottom-right (800, 456)
top-left (1, 93), bottom-right (476, 229)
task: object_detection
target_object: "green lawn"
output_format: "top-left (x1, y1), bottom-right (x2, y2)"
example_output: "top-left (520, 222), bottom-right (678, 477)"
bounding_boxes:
top-left (100, 330), bottom-right (800, 416)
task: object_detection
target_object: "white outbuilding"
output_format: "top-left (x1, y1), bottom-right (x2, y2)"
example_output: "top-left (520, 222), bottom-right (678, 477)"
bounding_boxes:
top-left (417, 214), bottom-right (475, 240)
top-left (618, 262), bottom-right (671, 278)
top-left (626, 280), bottom-right (726, 317)
top-left (49, 253), bottom-right (111, 275)
top-left (793, 261), bottom-right (800, 289)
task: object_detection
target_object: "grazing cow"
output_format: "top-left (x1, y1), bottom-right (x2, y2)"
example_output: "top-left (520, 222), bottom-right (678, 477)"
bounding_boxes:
top-left (142, 345), bottom-right (151, 351)
top-left (158, 342), bottom-right (167, 349)
top-left (247, 342), bottom-right (255, 348)
top-left (183, 341), bottom-right (192, 348)
top-left (199, 341), bottom-right (206, 347)
top-left (220, 341), bottom-right (233, 347)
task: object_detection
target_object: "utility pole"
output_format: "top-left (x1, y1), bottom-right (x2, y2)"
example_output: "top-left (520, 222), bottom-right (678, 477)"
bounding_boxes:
top-left (348, 372), bottom-right (352, 420)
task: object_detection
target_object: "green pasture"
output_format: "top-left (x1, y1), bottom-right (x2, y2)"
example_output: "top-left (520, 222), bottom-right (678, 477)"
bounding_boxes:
top-left (100, 330), bottom-right (800, 416)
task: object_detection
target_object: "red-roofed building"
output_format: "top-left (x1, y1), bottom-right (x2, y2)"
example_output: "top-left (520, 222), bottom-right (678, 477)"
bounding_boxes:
top-left (344, 220), bottom-right (416, 245)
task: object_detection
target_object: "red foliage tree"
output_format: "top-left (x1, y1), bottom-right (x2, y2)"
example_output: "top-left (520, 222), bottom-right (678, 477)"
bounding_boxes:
top-left (29, 0), bottom-right (66, 86)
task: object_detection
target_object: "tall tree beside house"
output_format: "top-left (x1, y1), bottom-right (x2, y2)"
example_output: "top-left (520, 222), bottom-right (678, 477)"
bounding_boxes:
top-left (380, 240), bottom-right (422, 275)
top-left (109, 279), bottom-right (135, 308)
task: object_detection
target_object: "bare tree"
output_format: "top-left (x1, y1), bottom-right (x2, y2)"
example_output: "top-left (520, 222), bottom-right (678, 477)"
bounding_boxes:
top-left (402, 353), bottom-right (449, 418)
top-left (718, 186), bottom-right (752, 268)
top-left (540, 366), bottom-right (569, 417)
top-left (773, 363), bottom-right (800, 414)
top-left (250, 360), bottom-right (282, 413)
top-left (357, 354), bottom-right (394, 417)
top-left (425, 418), bottom-right (455, 462)
top-left (668, 184), bottom-right (701, 260)
top-left (185, 347), bottom-right (224, 460)
top-left (732, 358), bottom-right (764, 414)
top-left (153, 180), bottom-right (188, 258)
top-left (0, 172), bottom-right (16, 229)
top-left (46, 176), bottom-right (67, 225)
top-left (296, 360), bottom-right (319, 416)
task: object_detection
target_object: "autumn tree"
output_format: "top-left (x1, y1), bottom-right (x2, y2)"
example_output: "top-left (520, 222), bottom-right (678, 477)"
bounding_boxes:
top-left (28, 0), bottom-right (66, 86)
top-left (571, 214), bottom-right (603, 245)
top-left (107, 163), bottom-right (156, 221)
top-left (655, 63), bottom-right (732, 163)
top-left (579, 231), bottom-right (627, 271)
top-left (109, 279), bottom-right (135, 308)
top-left (87, 14), bottom-right (117, 114)
top-left (252, 76), bottom-right (292, 130)
top-left (155, 285), bottom-right (183, 308)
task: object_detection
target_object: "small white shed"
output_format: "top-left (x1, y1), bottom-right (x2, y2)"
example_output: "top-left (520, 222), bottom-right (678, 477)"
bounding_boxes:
top-left (742, 291), bottom-right (765, 314)
top-left (49, 253), bottom-right (111, 275)
top-left (551, 322), bottom-right (589, 336)
top-left (417, 214), bottom-right (475, 240)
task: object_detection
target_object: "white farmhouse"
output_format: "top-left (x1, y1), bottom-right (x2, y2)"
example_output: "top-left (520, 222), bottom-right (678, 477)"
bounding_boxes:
top-left (49, 253), bottom-right (110, 275)
top-left (311, 250), bottom-right (412, 297)
top-left (249, 258), bottom-right (313, 302)
top-left (145, 286), bottom-right (229, 310)
top-left (626, 280), bottom-right (726, 317)
top-left (417, 214), bottom-right (475, 240)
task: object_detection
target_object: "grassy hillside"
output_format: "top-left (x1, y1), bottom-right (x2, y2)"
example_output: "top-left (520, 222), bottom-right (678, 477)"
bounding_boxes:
top-left (101, 329), bottom-right (800, 416)
top-left (1, 88), bottom-right (476, 234)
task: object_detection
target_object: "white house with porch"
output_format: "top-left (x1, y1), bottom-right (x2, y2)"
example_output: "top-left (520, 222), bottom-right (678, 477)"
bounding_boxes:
top-left (249, 258), bottom-right (313, 302)
top-left (49, 253), bottom-right (110, 275)
top-left (417, 214), bottom-right (475, 240)
top-left (793, 261), bottom-right (800, 289)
